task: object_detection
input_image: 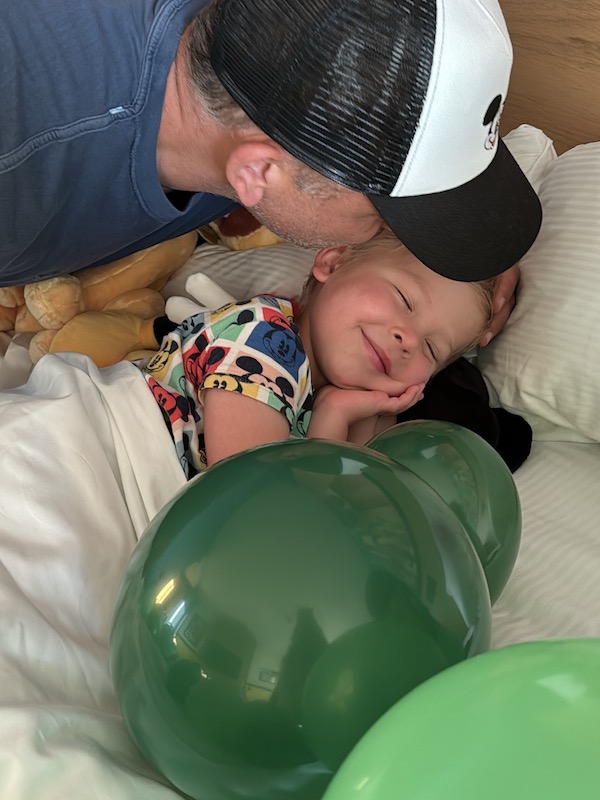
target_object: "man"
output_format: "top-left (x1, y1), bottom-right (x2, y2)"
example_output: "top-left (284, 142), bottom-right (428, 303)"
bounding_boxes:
top-left (1, 0), bottom-right (541, 339)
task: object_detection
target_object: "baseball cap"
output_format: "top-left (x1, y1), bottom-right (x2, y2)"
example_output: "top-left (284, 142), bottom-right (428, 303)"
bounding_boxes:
top-left (209, 0), bottom-right (542, 281)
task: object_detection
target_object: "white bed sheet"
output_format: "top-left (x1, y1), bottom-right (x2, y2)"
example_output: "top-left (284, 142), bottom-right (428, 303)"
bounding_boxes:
top-left (0, 340), bottom-right (599, 798)
top-left (0, 348), bottom-right (187, 799)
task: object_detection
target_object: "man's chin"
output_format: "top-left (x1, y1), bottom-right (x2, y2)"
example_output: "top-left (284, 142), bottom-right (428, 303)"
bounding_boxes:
top-left (245, 206), bottom-right (338, 250)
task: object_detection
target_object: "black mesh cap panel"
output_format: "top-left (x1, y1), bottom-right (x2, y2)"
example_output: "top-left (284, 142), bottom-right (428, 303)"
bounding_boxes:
top-left (209, 0), bottom-right (436, 193)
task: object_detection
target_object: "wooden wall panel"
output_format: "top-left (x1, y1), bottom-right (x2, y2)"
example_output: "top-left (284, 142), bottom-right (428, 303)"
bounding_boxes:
top-left (500, 0), bottom-right (600, 152)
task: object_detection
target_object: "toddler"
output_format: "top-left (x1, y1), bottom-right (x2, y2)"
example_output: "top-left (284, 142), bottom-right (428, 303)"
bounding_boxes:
top-left (144, 233), bottom-right (496, 478)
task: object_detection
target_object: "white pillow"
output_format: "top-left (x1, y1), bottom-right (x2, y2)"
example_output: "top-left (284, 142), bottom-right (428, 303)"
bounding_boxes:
top-left (502, 124), bottom-right (557, 191)
top-left (479, 142), bottom-right (600, 444)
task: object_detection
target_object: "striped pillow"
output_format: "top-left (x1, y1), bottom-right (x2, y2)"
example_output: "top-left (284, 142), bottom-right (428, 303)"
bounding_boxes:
top-left (479, 142), bottom-right (600, 443)
top-left (162, 241), bottom-right (315, 306)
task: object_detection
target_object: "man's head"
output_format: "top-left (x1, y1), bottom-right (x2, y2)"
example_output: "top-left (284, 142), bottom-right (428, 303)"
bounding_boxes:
top-left (189, 0), bottom-right (542, 281)
top-left (187, 6), bottom-right (385, 249)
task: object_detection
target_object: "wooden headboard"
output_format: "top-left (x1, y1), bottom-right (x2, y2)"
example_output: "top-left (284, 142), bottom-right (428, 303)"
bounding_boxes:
top-left (499, 0), bottom-right (600, 153)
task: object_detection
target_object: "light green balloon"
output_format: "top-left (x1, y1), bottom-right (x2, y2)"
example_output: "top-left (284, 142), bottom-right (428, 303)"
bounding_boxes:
top-left (322, 638), bottom-right (600, 800)
top-left (368, 420), bottom-right (521, 603)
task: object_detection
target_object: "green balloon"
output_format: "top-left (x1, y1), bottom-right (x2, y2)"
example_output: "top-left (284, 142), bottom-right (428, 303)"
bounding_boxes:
top-left (323, 638), bottom-right (600, 800)
top-left (368, 420), bottom-right (521, 603)
top-left (301, 619), bottom-right (453, 770)
top-left (110, 438), bottom-right (491, 800)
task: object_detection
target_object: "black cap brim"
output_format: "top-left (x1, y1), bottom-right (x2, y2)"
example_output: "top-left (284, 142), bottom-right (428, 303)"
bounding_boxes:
top-left (368, 140), bottom-right (543, 281)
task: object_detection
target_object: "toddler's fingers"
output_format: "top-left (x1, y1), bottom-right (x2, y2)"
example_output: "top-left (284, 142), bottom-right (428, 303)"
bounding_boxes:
top-left (404, 382), bottom-right (425, 402)
top-left (389, 383), bottom-right (425, 412)
top-left (479, 264), bottom-right (520, 346)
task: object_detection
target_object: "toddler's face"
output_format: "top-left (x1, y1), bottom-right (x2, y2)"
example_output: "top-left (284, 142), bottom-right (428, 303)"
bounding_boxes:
top-left (305, 247), bottom-right (486, 395)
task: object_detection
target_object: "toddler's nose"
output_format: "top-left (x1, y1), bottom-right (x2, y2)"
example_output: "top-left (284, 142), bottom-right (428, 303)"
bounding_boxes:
top-left (392, 326), bottom-right (417, 355)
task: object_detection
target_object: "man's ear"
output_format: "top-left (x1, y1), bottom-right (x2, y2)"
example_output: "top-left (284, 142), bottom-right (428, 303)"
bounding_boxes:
top-left (311, 246), bottom-right (349, 283)
top-left (224, 141), bottom-right (284, 207)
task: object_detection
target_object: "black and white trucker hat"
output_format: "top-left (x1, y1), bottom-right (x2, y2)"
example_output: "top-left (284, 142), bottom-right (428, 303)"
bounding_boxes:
top-left (209, 0), bottom-right (542, 281)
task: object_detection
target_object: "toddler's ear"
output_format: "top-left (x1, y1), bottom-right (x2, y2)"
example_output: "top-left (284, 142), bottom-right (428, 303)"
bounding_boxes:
top-left (311, 246), bottom-right (348, 283)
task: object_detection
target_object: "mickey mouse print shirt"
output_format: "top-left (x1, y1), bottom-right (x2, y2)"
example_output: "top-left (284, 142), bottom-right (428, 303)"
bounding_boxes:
top-left (143, 296), bottom-right (313, 478)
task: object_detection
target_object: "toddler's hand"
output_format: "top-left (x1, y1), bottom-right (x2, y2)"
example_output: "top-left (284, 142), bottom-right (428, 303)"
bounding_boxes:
top-left (314, 383), bottom-right (425, 426)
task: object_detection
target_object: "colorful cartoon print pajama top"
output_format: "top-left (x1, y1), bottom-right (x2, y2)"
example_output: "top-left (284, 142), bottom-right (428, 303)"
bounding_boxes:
top-left (143, 296), bottom-right (314, 478)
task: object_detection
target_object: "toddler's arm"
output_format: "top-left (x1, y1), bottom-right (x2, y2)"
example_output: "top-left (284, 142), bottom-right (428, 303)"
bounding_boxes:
top-left (202, 382), bottom-right (425, 468)
top-left (202, 388), bottom-right (290, 467)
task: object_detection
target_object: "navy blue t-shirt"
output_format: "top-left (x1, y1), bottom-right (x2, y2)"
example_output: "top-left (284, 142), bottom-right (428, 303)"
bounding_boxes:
top-left (0, 0), bottom-right (236, 285)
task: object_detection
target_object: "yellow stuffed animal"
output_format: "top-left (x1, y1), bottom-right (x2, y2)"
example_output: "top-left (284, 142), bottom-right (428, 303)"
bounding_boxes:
top-left (0, 211), bottom-right (283, 369)
top-left (0, 232), bottom-right (198, 367)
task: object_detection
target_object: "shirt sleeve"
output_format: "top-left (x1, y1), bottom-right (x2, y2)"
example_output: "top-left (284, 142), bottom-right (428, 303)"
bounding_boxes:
top-left (193, 299), bottom-right (311, 429)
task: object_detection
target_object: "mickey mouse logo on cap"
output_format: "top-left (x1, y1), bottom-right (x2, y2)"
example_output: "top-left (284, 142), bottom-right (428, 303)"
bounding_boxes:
top-left (484, 95), bottom-right (503, 151)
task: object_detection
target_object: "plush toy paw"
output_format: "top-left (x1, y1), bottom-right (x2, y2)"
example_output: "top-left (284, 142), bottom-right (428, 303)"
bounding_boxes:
top-left (165, 273), bottom-right (236, 324)
top-left (23, 233), bottom-right (197, 330)
top-left (30, 310), bottom-right (161, 368)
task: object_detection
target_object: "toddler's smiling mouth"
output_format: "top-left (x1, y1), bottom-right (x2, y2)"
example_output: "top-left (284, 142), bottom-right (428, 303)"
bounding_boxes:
top-left (362, 332), bottom-right (390, 375)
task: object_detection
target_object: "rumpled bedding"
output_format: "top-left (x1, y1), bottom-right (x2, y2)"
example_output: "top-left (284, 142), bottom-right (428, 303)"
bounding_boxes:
top-left (1, 339), bottom-right (600, 799)
top-left (0, 348), bottom-right (186, 798)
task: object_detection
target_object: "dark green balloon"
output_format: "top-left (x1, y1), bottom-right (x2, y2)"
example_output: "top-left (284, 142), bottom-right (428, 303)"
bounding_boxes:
top-left (323, 638), bottom-right (600, 800)
top-left (110, 438), bottom-right (491, 800)
top-left (301, 619), bottom-right (454, 770)
top-left (368, 420), bottom-right (521, 603)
